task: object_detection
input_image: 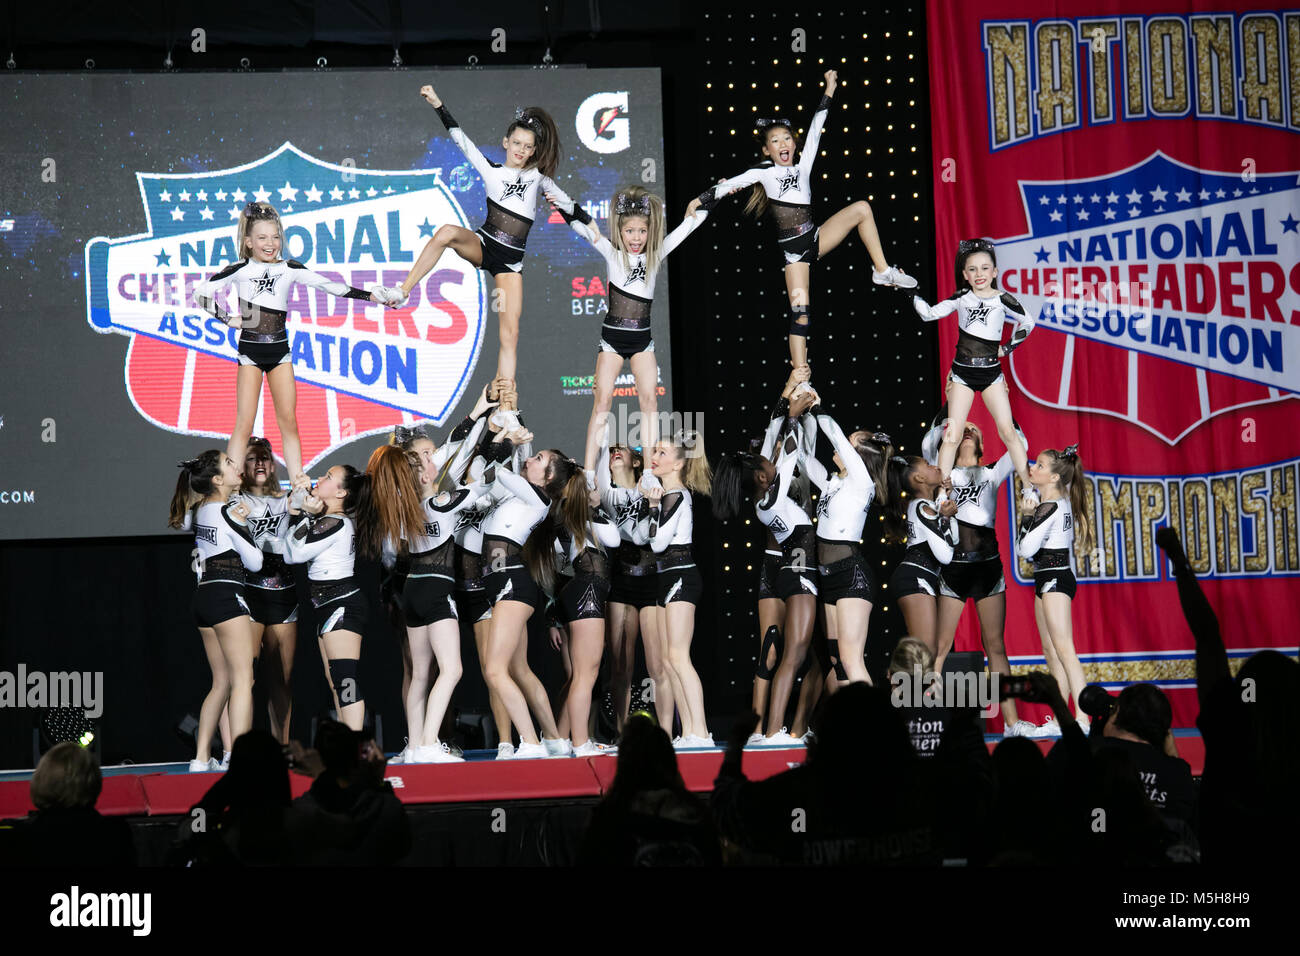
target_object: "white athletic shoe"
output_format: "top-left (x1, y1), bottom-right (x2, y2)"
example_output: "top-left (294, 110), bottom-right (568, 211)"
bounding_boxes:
top-left (572, 740), bottom-right (617, 757)
top-left (413, 741), bottom-right (464, 764)
top-left (496, 742), bottom-right (516, 760)
top-left (1003, 720), bottom-right (1037, 738)
top-left (513, 741), bottom-right (549, 760)
top-left (745, 732), bottom-right (766, 748)
top-left (1034, 718), bottom-right (1062, 738)
top-left (799, 729), bottom-right (816, 745)
top-left (689, 734), bottom-right (718, 749)
top-left (872, 265), bottom-right (918, 289)
top-left (219, 751), bottom-right (231, 770)
top-left (189, 758), bottom-right (220, 773)
top-left (543, 737), bottom-right (573, 757)
top-left (671, 736), bottom-right (689, 750)
top-left (491, 409), bottom-right (522, 432)
top-left (763, 729), bottom-right (803, 747)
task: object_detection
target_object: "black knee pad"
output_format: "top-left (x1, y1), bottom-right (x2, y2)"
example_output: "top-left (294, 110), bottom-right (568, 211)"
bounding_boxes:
top-left (755, 625), bottom-right (784, 680)
top-left (788, 305), bottom-right (810, 336)
top-left (328, 658), bottom-right (363, 708)
top-left (825, 639), bottom-right (849, 682)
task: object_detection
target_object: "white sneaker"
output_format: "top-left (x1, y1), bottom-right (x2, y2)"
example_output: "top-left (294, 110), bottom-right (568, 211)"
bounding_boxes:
top-left (414, 741), bottom-right (465, 764)
top-left (496, 742), bottom-right (516, 760)
top-left (687, 734), bottom-right (718, 749)
top-left (189, 758), bottom-right (219, 773)
top-left (1034, 718), bottom-right (1062, 738)
top-left (373, 284), bottom-right (408, 307)
top-left (872, 265), bottom-right (918, 289)
top-left (219, 751), bottom-right (231, 770)
top-left (799, 729), bottom-right (815, 745)
top-left (763, 728), bottom-right (803, 747)
top-left (543, 737), bottom-right (573, 757)
top-left (572, 740), bottom-right (617, 757)
top-left (671, 736), bottom-right (689, 750)
top-left (491, 409), bottom-right (522, 432)
top-left (1003, 720), bottom-right (1037, 738)
top-left (513, 741), bottom-right (548, 760)
top-left (745, 732), bottom-right (766, 748)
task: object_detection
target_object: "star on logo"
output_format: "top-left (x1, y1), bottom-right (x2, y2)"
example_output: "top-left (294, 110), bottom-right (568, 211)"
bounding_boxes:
top-left (1149, 185), bottom-right (1168, 203)
top-left (967, 303), bottom-right (993, 325)
top-left (304, 184), bottom-right (323, 203)
top-left (196, 190), bottom-right (208, 202)
top-left (626, 262), bottom-right (647, 285)
top-left (1199, 188), bottom-right (1210, 200)
top-left (1103, 208), bottom-right (1117, 220)
top-left (170, 207), bottom-right (185, 221)
top-left (776, 170), bottom-right (800, 197)
top-left (158, 189), bottom-right (172, 203)
top-left (200, 206), bottom-right (215, 221)
top-left (1281, 214), bottom-right (1300, 234)
top-left (1077, 209), bottom-right (1089, 221)
top-left (155, 248), bottom-right (171, 266)
top-left (178, 189), bottom-right (192, 202)
top-left (251, 268), bottom-right (280, 297)
top-left (278, 181), bottom-right (299, 202)
top-left (1105, 192), bottom-right (1119, 204)
top-left (1038, 195), bottom-right (1050, 206)
top-left (348, 188), bottom-right (361, 199)
top-left (501, 179), bottom-right (529, 201)
top-left (253, 185), bottom-right (271, 203)
top-left (1034, 246), bottom-right (1050, 263)
top-left (1089, 193), bottom-right (1100, 203)
top-left (1048, 210), bottom-right (1063, 222)
top-left (215, 189), bottom-right (228, 201)
top-left (1125, 189), bottom-right (1142, 204)
top-left (329, 185), bottom-right (344, 201)
top-left (232, 188), bottom-right (248, 203)
top-left (1175, 188), bottom-right (1191, 202)
top-left (248, 512), bottom-right (284, 540)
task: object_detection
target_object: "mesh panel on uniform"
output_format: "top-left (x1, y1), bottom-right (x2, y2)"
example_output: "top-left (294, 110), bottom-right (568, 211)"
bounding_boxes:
top-left (200, 551), bottom-right (248, 583)
top-left (955, 521), bottom-right (999, 558)
top-left (606, 286), bottom-right (653, 328)
top-left (480, 202), bottom-right (533, 250)
top-left (769, 199), bottom-right (816, 242)
top-left (616, 541), bottom-right (657, 576)
top-left (572, 546), bottom-right (612, 579)
top-left (409, 540), bottom-right (457, 575)
top-left (817, 540), bottom-right (859, 566)
top-left (955, 329), bottom-right (999, 362)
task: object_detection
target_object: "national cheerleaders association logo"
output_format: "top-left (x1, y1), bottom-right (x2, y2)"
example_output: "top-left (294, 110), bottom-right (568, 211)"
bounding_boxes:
top-left (996, 152), bottom-right (1299, 445)
top-left (84, 143), bottom-right (487, 468)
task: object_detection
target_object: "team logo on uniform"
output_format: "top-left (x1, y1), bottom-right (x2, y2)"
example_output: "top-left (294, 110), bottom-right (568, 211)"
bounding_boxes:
top-left (500, 178), bottom-right (530, 202)
top-left (966, 303), bottom-right (993, 326)
top-left (250, 268), bottom-right (281, 298)
top-left (997, 152), bottom-right (1298, 444)
top-left (248, 512), bottom-right (284, 540)
top-left (768, 516), bottom-right (789, 536)
top-left (625, 262), bottom-right (647, 286)
top-left (776, 171), bottom-right (800, 197)
top-left (85, 143), bottom-right (488, 469)
top-left (194, 524), bottom-right (218, 544)
top-left (577, 92), bottom-right (631, 154)
top-left (951, 483), bottom-right (985, 507)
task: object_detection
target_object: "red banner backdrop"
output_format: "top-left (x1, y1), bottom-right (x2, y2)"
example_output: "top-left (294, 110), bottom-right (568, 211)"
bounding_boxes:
top-left (926, 1), bottom-right (1300, 725)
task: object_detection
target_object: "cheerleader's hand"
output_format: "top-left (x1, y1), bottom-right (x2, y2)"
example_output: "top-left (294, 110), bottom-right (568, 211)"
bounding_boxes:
top-left (549, 625), bottom-right (566, 652)
top-left (508, 427), bottom-right (533, 446)
top-left (228, 500), bottom-right (251, 523)
top-left (646, 482), bottom-right (664, 504)
top-left (303, 494), bottom-right (326, 515)
top-left (420, 85), bottom-right (441, 108)
top-left (939, 500), bottom-right (959, 518)
top-left (686, 197), bottom-right (703, 219)
top-left (824, 70), bottom-right (838, 95)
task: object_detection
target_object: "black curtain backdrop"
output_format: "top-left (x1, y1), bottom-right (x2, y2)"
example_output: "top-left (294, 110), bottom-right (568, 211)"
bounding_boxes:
top-left (0, 0), bottom-right (937, 768)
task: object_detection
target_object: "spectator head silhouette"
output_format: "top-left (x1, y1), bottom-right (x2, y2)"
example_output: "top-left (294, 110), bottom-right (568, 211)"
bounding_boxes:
top-left (30, 742), bottom-right (101, 811)
top-left (314, 720), bottom-right (362, 781)
top-left (810, 682), bottom-right (913, 772)
top-left (1107, 683), bottom-right (1173, 748)
top-left (225, 729), bottom-right (292, 809)
top-left (609, 713), bottom-right (685, 800)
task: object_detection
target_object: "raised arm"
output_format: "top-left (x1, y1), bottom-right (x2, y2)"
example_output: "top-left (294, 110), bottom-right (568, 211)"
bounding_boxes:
top-left (660, 210), bottom-right (710, 259)
top-left (998, 292), bottom-right (1035, 357)
top-left (491, 464), bottom-right (547, 510)
top-left (694, 164), bottom-right (768, 212)
top-left (757, 437), bottom-right (800, 519)
top-left (817, 414), bottom-right (868, 487)
top-left (797, 72), bottom-right (836, 180)
top-left (424, 89), bottom-right (496, 184)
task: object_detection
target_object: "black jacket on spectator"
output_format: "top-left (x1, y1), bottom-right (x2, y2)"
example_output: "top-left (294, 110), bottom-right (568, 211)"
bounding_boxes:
top-left (0, 807), bottom-right (136, 867)
top-left (291, 774), bottom-right (410, 865)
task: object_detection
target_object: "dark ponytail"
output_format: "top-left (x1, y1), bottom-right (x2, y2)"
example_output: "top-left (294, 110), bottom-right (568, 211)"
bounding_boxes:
top-left (168, 450), bottom-right (223, 528)
top-left (883, 455), bottom-right (923, 545)
top-left (712, 451), bottom-right (765, 520)
top-left (853, 431), bottom-right (894, 505)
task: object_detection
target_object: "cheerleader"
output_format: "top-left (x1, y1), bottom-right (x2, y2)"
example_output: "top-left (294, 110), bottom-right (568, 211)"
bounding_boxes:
top-left (193, 201), bottom-right (382, 490)
top-left (798, 412), bottom-right (891, 689)
top-left (545, 484), bottom-right (622, 755)
top-left (377, 442), bottom-right (487, 763)
top-left (595, 433), bottom-right (669, 735)
top-left (377, 86), bottom-right (572, 408)
top-left (687, 70), bottom-right (916, 370)
top-left (168, 451), bottom-right (263, 772)
top-left (922, 412), bottom-right (1036, 736)
top-left (912, 238), bottom-right (1034, 484)
top-left (548, 185), bottom-right (707, 473)
top-left (714, 387), bottom-right (820, 746)
top-left (1018, 444), bottom-right (1095, 734)
top-left (647, 431), bottom-right (713, 747)
top-left (232, 437), bottom-right (297, 744)
top-left (480, 430), bottom-right (584, 758)
top-left (884, 456), bottom-right (959, 656)
top-left (283, 462), bottom-right (400, 732)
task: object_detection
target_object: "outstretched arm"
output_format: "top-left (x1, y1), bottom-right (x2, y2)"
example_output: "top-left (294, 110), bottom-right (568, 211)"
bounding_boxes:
top-left (797, 70), bottom-right (837, 180)
top-left (421, 85), bottom-right (495, 184)
top-left (1157, 528), bottom-right (1229, 706)
top-left (287, 261), bottom-right (377, 302)
top-left (817, 414), bottom-right (869, 487)
top-left (661, 209), bottom-right (710, 258)
top-left (913, 294), bottom-right (960, 323)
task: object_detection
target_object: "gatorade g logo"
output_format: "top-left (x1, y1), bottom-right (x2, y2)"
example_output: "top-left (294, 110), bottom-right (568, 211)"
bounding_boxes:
top-left (84, 143), bottom-right (488, 470)
top-left (577, 92), bottom-right (630, 154)
top-left (997, 152), bottom-right (1298, 445)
